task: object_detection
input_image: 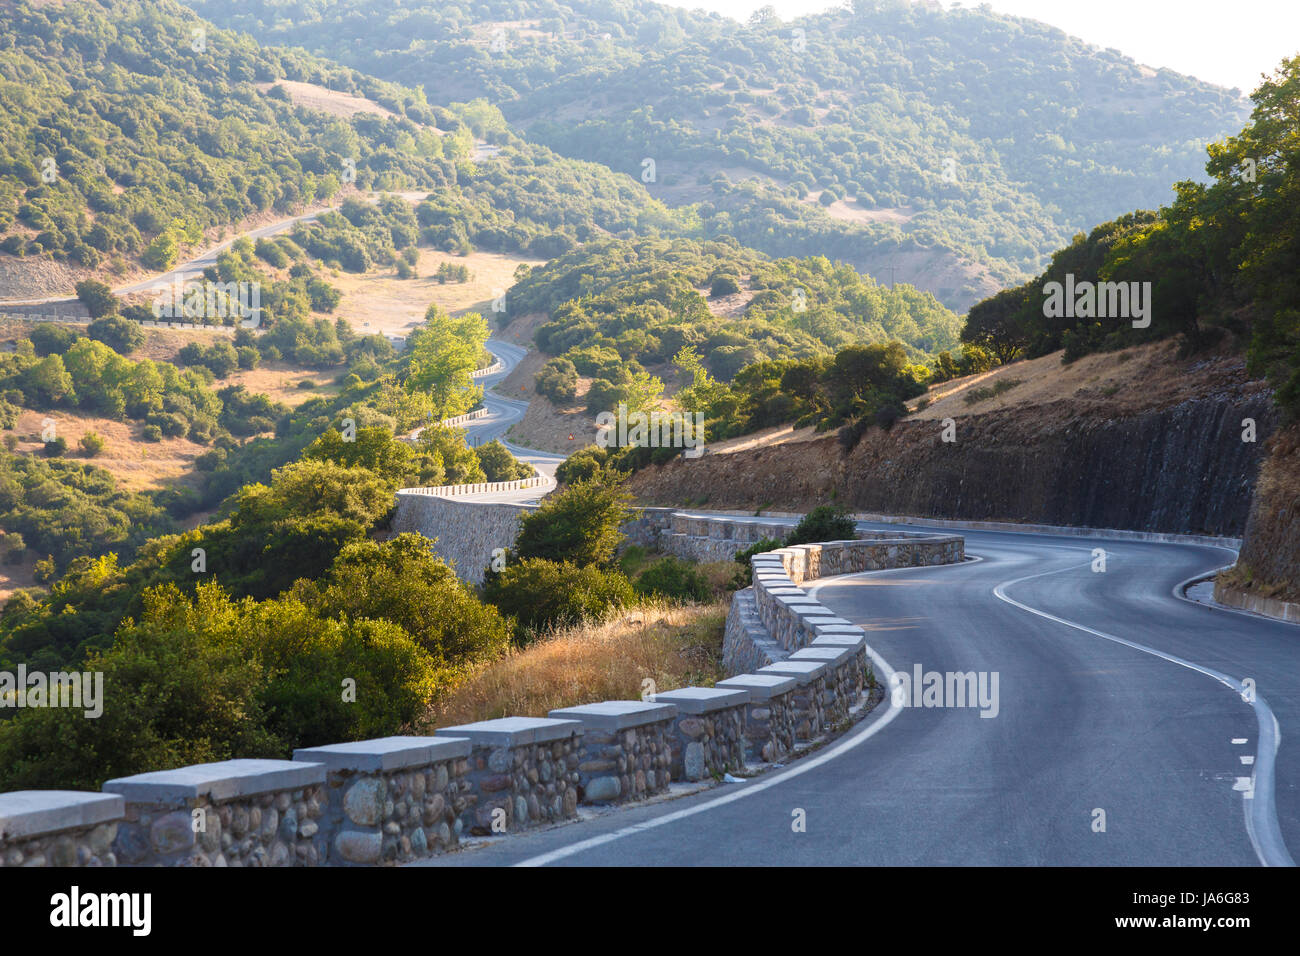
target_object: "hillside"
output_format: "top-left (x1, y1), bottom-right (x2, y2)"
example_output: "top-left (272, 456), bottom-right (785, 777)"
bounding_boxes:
top-left (184, 0), bottom-right (1249, 309)
top-left (628, 339), bottom-right (1273, 537)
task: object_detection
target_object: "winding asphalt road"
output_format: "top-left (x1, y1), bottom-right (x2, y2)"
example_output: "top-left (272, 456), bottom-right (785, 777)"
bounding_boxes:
top-left (413, 522), bottom-right (1299, 866)
top-left (450, 338), bottom-right (564, 503)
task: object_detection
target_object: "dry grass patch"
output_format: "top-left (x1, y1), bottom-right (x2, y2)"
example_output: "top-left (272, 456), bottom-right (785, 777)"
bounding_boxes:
top-left (329, 249), bottom-right (543, 339)
top-left (10, 409), bottom-right (206, 494)
top-left (423, 600), bottom-right (727, 729)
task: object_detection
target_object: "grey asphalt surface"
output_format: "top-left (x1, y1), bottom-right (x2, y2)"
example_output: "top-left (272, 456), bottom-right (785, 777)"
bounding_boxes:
top-left (453, 339), bottom-right (563, 503)
top-left (0, 207), bottom-right (337, 306)
top-left (413, 522), bottom-right (1299, 866)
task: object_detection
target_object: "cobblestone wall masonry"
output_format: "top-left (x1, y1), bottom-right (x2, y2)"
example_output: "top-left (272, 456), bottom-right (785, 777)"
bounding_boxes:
top-left (548, 701), bottom-right (676, 802)
top-left (103, 760), bottom-right (330, 867)
top-left (0, 791), bottom-right (124, 867)
top-left (390, 493), bottom-right (531, 584)
top-left (293, 736), bottom-right (470, 866)
top-left (723, 588), bottom-right (784, 674)
top-left (436, 718), bottom-right (585, 833)
top-left (758, 660), bottom-right (829, 741)
top-left (788, 645), bottom-right (857, 729)
top-left (749, 536), bottom-right (964, 655)
top-left (652, 688), bottom-right (748, 782)
top-left (715, 673), bottom-right (799, 763)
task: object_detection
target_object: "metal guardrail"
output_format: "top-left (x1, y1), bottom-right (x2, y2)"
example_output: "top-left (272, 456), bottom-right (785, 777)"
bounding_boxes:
top-left (396, 475), bottom-right (551, 498)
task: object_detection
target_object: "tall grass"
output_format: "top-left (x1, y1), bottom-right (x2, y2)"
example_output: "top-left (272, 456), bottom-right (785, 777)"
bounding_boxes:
top-left (421, 600), bottom-right (727, 729)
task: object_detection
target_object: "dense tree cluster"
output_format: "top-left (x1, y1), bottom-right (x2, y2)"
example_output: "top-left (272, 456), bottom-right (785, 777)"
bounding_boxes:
top-left (961, 56), bottom-right (1300, 418)
top-left (0, 0), bottom-right (456, 270)
top-left (190, 0), bottom-right (1248, 300)
top-left (517, 237), bottom-right (961, 390)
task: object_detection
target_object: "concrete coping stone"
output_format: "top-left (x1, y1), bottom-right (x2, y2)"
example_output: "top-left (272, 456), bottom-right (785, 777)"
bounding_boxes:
top-left (292, 735), bottom-right (471, 773)
top-left (103, 759), bottom-right (326, 805)
top-left (790, 646), bottom-right (856, 666)
top-left (652, 686), bottom-right (751, 714)
top-left (437, 716), bottom-right (585, 748)
top-left (0, 791), bottom-right (125, 841)
top-left (812, 623), bottom-right (866, 637)
top-left (811, 632), bottom-right (867, 649)
top-left (775, 593), bottom-right (822, 606)
top-left (716, 673), bottom-right (799, 699)
top-left (758, 660), bottom-right (830, 684)
top-left (762, 587), bottom-right (806, 596)
top-left (798, 615), bottom-right (853, 627)
top-left (548, 700), bottom-right (678, 731)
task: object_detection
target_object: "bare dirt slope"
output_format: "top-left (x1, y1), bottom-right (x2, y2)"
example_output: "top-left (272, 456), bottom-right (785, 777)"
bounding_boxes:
top-left (630, 341), bottom-right (1272, 538)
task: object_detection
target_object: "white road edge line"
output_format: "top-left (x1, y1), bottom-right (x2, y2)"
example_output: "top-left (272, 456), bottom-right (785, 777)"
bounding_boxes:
top-left (511, 560), bottom-right (983, 866)
top-left (993, 559), bottom-right (1295, 868)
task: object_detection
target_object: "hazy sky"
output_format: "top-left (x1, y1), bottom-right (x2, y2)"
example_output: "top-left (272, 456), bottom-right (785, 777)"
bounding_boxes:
top-left (689, 0), bottom-right (1299, 94)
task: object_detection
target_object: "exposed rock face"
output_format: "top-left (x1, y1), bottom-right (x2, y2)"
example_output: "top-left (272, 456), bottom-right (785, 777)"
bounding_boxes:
top-left (1231, 424), bottom-right (1300, 601)
top-left (631, 395), bottom-right (1276, 538)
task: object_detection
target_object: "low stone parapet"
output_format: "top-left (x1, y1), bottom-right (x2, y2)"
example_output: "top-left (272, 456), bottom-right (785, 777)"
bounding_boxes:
top-left (103, 759), bottom-right (329, 867)
top-left (435, 717), bottom-right (584, 833)
top-left (0, 791), bottom-right (124, 868)
top-left (293, 736), bottom-right (470, 866)
top-left (548, 701), bottom-right (676, 803)
top-left (722, 588), bottom-right (784, 674)
top-left (789, 645), bottom-right (858, 725)
top-left (810, 630), bottom-right (871, 697)
top-left (715, 673), bottom-right (798, 764)
top-left (757, 660), bottom-right (830, 741)
top-left (651, 687), bottom-right (749, 782)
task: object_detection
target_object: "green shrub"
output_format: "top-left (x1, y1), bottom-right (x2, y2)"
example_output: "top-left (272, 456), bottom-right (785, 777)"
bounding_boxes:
top-left (513, 475), bottom-right (635, 567)
top-left (475, 440), bottom-right (533, 481)
top-left (78, 432), bottom-right (105, 457)
top-left (710, 274), bottom-right (741, 297)
top-left (633, 556), bottom-right (710, 603)
top-left (87, 315), bottom-right (144, 355)
top-left (787, 505), bottom-right (857, 545)
top-left (555, 445), bottom-right (611, 485)
top-left (482, 558), bottom-right (635, 640)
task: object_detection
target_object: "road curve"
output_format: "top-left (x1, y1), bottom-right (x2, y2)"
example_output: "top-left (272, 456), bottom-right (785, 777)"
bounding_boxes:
top-left (412, 521), bottom-right (1300, 866)
top-left (0, 206), bottom-right (339, 307)
top-left (451, 338), bottom-right (564, 504)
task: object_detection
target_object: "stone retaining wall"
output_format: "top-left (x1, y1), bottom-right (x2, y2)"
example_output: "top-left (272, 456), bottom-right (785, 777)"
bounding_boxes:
top-left (1, 522), bottom-right (913, 866)
top-left (716, 673), bottom-right (798, 763)
top-left (294, 737), bottom-right (470, 866)
top-left (436, 718), bottom-right (585, 834)
top-left (745, 535), bottom-right (963, 661)
top-left (549, 702), bottom-right (675, 803)
top-left (1212, 580), bottom-right (1300, 624)
top-left (653, 688), bottom-right (748, 782)
top-left (103, 760), bottom-right (330, 867)
top-left (0, 792), bottom-right (123, 867)
top-left (389, 493), bottom-right (533, 584)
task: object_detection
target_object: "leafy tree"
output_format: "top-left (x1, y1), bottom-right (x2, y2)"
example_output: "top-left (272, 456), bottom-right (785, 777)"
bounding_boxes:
top-left (475, 440), bottom-right (533, 481)
top-left (88, 315), bottom-right (145, 355)
top-left (512, 474), bottom-right (636, 567)
top-left (482, 558), bottom-right (636, 640)
top-left (75, 281), bottom-right (119, 319)
top-left (402, 307), bottom-right (487, 419)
